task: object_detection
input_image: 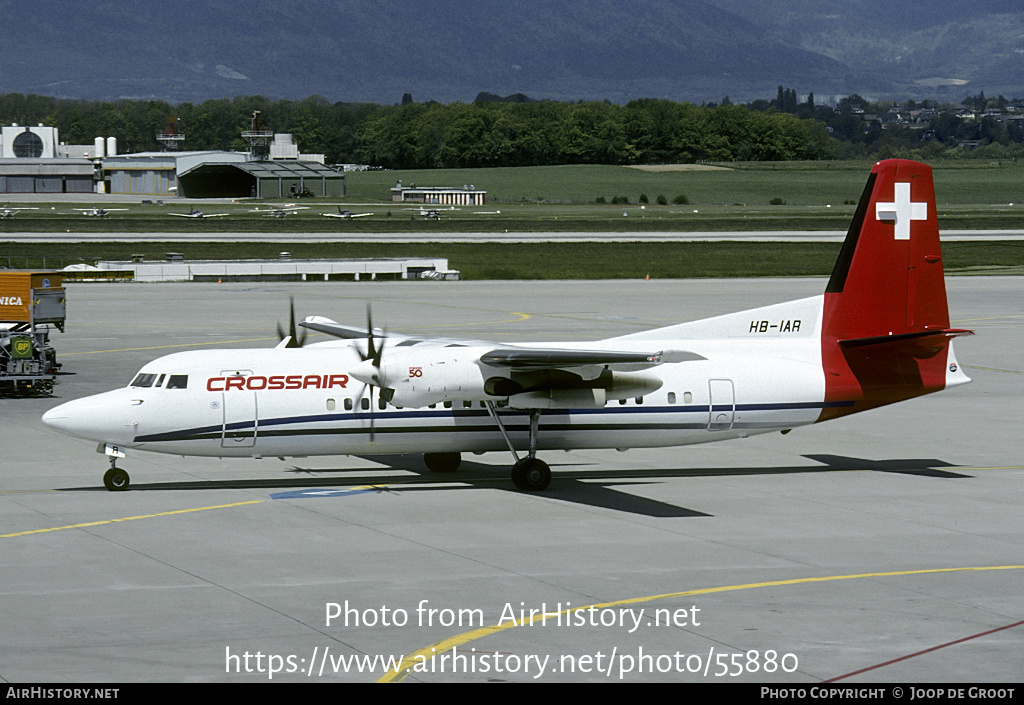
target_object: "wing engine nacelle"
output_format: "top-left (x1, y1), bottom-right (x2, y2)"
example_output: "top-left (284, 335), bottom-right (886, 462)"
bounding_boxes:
top-left (377, 347), bottom-right (663, 409)
top-left (377, 348), bottom-right (493, 407)
top-left (505, 369), bottom-right (663, 409)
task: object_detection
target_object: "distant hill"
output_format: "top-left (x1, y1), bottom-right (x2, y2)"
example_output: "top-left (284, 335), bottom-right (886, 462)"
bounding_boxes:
top-left (0, 0), bottom-right (1021, 105)
top-left (706, 0), bottom-right (1024, 101)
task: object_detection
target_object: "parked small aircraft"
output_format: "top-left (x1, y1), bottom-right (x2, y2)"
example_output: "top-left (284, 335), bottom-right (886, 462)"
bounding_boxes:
top-left (43, 160), bottom-right (971, 493)
top-left (251, 205), bottom-right (308, 218)
top-left (169, 208), bottom-right (230, 219)
top-left (321, 207), bottom-right (373, 218)
top-left (74, 208), bottom-right (129, 217)
top-left (0, 206), bottom-right (39, 218)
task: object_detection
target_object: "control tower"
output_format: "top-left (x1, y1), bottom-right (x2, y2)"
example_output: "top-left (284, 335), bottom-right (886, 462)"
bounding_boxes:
top-left (156, 116), bottom-right (185, 151)
top-left (241, 111), bottom-right (273, 161)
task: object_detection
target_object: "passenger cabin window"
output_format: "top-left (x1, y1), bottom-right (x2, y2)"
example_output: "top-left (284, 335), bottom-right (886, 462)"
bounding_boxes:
top-left (667, 392), bottom-right (676, 404)
top-left (344, 398), bottom-right (353, 411)
top-left (166, 375), bottom-right (188, 389)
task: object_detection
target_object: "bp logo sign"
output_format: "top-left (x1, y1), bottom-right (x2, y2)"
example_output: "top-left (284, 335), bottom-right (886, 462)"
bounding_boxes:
top-left (11, 337), bottom-right (33, 359)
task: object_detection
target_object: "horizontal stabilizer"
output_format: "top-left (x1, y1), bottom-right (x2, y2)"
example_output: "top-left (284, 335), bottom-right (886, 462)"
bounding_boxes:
top-left (839, 328), bottom-right (973, 354)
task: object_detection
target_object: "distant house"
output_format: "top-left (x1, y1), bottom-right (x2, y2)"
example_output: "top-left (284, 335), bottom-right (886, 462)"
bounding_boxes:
top-left (390, 182), bottom-right (486, 205)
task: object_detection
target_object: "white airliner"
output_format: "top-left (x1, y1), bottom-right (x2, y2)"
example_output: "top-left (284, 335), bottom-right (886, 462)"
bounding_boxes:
top-left (43, 160), bottom-right (972, 492)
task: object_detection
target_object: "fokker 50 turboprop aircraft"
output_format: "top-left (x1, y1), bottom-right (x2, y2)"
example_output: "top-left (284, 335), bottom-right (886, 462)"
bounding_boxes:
top-left (43, 160), bottom-right (972, 492)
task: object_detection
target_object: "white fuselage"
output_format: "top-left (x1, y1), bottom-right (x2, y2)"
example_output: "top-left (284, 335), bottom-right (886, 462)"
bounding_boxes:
top-left (43, 296), bottom-right (837, 460)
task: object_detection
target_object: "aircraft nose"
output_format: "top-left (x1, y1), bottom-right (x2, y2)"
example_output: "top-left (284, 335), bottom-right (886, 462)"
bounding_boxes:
top-left (41, 393), bottom-right (138, 445)
top-left (41, 403), bottom-right (73, 433)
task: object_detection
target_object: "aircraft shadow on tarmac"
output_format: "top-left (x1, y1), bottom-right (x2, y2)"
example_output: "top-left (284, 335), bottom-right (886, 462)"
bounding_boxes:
top-left (59, 454), bottom-right (971, 518)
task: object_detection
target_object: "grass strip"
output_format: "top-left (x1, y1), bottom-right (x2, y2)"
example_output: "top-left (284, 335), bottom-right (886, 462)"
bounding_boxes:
top-left (4, 241), bottom-right (1022, 279)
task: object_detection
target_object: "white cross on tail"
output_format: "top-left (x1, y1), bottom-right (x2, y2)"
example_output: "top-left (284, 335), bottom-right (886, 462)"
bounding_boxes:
top-left (875, 181), bottom-right (927, 240)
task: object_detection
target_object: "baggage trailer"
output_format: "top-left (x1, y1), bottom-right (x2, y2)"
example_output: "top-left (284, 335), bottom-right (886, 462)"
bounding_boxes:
top-left (0, 272), bottom-right (65, 396)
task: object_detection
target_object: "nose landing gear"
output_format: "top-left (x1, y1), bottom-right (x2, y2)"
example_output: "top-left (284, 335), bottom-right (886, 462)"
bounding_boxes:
top-left (103, 465), bottom-right (130, 491)
top-left (101, 446), bottom-right (130, 491)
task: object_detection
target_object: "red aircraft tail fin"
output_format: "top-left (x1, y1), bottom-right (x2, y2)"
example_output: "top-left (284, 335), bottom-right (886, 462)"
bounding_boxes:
top-left (819, 160), bottom-right (971, 421)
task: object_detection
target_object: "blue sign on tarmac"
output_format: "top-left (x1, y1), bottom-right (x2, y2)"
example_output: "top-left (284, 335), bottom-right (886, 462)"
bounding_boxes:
top-left (270, 487), bottom-right (378, 500)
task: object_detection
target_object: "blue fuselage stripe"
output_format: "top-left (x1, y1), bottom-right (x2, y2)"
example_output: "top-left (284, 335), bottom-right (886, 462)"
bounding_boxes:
top-left (133, 400), bottom-right (852, 443)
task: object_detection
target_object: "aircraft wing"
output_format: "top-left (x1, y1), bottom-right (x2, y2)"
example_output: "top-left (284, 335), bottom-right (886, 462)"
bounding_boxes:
top-left (300, 316), bottom-right (392, 340)
top-left (480, 347), bottom-right (704, 371)
top-left (303, 316), bottom-right (703, 370)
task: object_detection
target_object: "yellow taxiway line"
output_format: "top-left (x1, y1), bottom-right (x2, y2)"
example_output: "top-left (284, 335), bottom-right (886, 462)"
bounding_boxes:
top-left (379, 564), bottom-right (1024, 682)
top-left (0, 500), bottom-right (263, 538)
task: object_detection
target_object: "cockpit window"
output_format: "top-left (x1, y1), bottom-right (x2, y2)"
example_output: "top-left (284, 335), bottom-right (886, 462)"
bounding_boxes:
top-left (130, 373), bottom-right (158, 388)
top-left (166, 375), bottom-right (188, 389)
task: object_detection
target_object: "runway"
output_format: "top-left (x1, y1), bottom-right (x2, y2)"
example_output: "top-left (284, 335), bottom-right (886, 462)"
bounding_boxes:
top-left (1, 229), bottom-right (1022, 243)
top-left (1, 278), bottom-right (1021, 683)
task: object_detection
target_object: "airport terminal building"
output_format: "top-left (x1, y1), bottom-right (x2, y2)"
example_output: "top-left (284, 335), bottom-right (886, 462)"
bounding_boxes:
top-left (390, 182), bottom-right (486, 206)
top-left (0, 125), bottom-right (96, 194)
top-left (0, 124), bottom-right (343, 198)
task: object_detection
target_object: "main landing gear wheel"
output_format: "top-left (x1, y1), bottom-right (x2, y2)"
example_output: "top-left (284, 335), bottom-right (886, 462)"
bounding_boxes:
top-left (511, 457), bottom-right (551, 492)
top-left (103, 467), bottom-right (130, 492)
top-left (424, 452), bottom-right (461, 473)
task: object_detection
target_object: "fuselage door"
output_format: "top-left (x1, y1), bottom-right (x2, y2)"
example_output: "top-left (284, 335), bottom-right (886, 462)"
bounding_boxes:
top-left (708, 379), bottom-right (735, 431)
top-left (220, 369), bottom-right (257, 447)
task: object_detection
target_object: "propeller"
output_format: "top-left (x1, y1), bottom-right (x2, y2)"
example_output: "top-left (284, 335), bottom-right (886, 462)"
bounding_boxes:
top-left (276, 297), bottom-right (307, 348)
top-left (350, 305), bottom-right (389, 441)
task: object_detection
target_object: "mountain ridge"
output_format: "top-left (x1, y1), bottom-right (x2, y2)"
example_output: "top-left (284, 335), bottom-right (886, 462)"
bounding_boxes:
top-left (0, 0), bottom-right (1020, 104)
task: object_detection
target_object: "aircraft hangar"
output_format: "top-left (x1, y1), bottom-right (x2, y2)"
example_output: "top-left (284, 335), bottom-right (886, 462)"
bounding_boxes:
top-left (0, 120), bottom-right (341, 198)
top-left (0, 158), bottom-right (95, 194)
top-left (176, 159), bottom-right (346, 198)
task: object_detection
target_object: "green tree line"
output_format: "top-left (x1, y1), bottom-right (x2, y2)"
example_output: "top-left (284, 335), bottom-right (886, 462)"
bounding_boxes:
top-left (354, 99), bottom-right (836, 167)
top-left (1, 90), bottom-right (1020, 168)
top-left (0, 92), bottom-right (833, 166)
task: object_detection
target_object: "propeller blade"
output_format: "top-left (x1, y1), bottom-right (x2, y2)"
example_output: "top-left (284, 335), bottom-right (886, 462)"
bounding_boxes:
top-left (278, 297), bottom-right (306, 348)
top-left (355, 304), bottom-right (386, 441)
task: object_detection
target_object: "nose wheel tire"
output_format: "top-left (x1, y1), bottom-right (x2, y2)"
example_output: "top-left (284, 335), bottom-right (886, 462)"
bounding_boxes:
top-left (511, 457), bottom-right (551, 492)
top-left (103, 467), bottom-right (130, 492)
